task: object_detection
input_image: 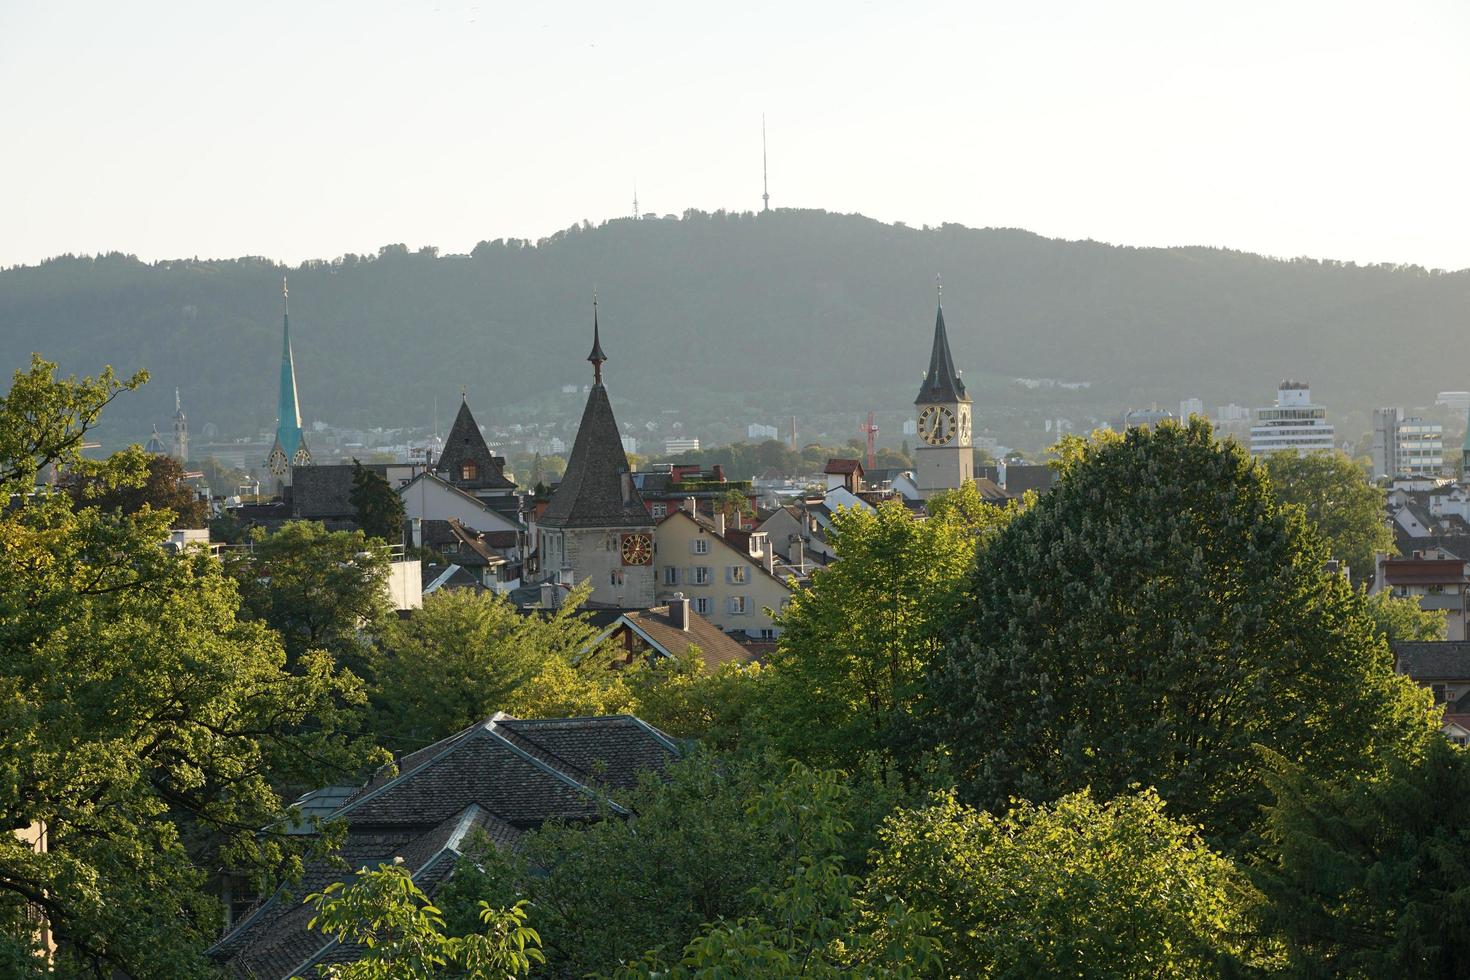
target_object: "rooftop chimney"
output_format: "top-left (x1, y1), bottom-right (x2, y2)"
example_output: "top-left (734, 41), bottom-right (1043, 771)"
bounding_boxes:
top-left (683, 496), bottom-right (697, 514)
top-left (669, 592), bottom-right (690, 630)
top-left (713, 512), bottom-right (726, 537)
top-left (539, 580), bottom-right (558, 609)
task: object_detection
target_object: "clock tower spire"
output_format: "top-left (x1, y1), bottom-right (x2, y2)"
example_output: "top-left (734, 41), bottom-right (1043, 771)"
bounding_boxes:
top-left (913, 278), bottom-right (973, 498)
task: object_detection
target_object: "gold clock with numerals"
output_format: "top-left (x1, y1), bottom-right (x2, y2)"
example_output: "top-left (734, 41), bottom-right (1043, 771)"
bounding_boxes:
top-left (918, 405), bottom-right (956, 446)
top-left (620, 533), bottom-right (653, 566)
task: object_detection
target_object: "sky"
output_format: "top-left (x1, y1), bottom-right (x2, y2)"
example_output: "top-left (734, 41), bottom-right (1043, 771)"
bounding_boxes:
top-left (3, 0), bottom-right (1468, 270)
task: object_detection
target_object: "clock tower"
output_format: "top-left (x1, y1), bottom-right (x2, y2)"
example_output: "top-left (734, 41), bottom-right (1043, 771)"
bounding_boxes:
top-left (913, 289), bottom-right (972, 497)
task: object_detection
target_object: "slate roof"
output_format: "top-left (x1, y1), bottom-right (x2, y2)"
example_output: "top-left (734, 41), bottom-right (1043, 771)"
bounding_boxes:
top-left (1393, 642), bottom-right (1470, 682)
top-left (213, 713), bottom-right (681, 979)
top-left (914, 303), bottom-right (969, 405)
top-left (435, 399), bottom-right (516, 491)
top-left (540, 384), bottom-right (653, 529)
top-left (292, 463), bottom-right (389, 520)
top-left (824, 458), bottom-right (864, 476)
top-left (971, 476), bottom-right (1011, 503)
top-left (1002, 463), bottom-right (1058, 496)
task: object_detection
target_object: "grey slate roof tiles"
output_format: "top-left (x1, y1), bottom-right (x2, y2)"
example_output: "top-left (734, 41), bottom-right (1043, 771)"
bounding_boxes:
top-left (540, 384), bottom-right (653, 529)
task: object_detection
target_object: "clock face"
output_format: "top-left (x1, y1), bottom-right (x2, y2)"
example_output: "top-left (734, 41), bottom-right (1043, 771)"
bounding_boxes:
top-left (620, 533), bottom-right (653, 566)
top-left (267, 446), bottom-right (288, 476)
top-left (292, 446), bottom-right (312, 467)
top-left (959, 411), bottom-right (971, 443)
top-left (918, 405), bottom-right (957, 446)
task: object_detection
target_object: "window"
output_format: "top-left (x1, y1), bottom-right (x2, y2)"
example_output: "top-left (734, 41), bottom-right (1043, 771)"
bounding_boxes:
top-left (693, 538), bottom-right (710, 555)
top-left (610, 570), bottom-right (624, 586)
top-left (728, 566), bottom-right (748, 584)
top-left (727, 595), bottom-right (749, 615)
top-left (460, 461), bottom-right (478, 481)
top-left (693, 566), bottom-right (711, 586)
top-left (759, 628), bottom-right (777, 640)
top-left (1432, 684), bottom-right (1447, 703)
top-left (693, 597), bottom-right (711, 615)
top-left (651, 503), bottom-right (667, 518)
top-left (663, 566), bottom-right (679, 586)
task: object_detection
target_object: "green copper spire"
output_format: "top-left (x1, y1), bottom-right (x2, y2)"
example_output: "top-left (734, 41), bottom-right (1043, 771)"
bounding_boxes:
top-left (276, 276), bottom-right (304, 460)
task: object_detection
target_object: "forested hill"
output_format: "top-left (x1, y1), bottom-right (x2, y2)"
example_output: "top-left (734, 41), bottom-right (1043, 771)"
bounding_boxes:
top-left (2, 208), bottom-right (1466, 442)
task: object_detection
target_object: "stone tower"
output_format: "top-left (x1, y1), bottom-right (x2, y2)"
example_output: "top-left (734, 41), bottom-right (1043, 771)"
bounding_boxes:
top-left (913, 290), bottom-right (973, 497)
top-left (536, 301), bottom-right (656, 607)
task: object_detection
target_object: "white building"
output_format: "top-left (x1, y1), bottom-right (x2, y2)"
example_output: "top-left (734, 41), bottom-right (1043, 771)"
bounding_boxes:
top-left (747, 422), bottom-right (779, 440)
top-left (1436, 391), bottom-right (1470, 414)
top-left (664, 437), bottom-right (700, 454)
top-left (1372, 408), bottom-right (1444, 478)
top-left (1180, 397), bottom-right (1204, 419)
top-left (1249, 381), bottom-right (1335, 457)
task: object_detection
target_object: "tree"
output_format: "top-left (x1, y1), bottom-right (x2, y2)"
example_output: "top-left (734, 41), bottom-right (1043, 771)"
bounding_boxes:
top-left (349, 458), bottom-right (405, 544)
top-left (70, 452), bottom-right (209, 528)
top-left (925, 420), bottom-right (1434, 848)
top-left (369, 584), bottom-right (610, 752)
top-left (1261, 450), bottom-right (1394, 586)
top-left (1258, 738), bottom-right (1470, 977)
top-left (304, 862), bottom-right (543, 980)
top-left (1365, 589), bottom-right (1446, 643)
top-left (866, 788), bottom-right (1271, 977)
top-left (613, 763), bottom-right (938, 979)
top-left (765, 482), bottom-right (1015, 766)
top-left (226, 520), bottom-right (391, 669)
top-left (0, 357), bottom-right (380, 977)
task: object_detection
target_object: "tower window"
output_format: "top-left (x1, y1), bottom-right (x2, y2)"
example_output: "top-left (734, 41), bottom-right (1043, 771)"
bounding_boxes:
top-left (461, 461), bottom-right (478, 481)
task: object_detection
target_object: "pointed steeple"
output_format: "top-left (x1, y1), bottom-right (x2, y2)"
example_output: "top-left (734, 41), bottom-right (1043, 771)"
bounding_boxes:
top-left (436, 396), bottom-right (514, 490)
top-left (914, 279), bottom-right (969, 405)
top-left (587, 295), bottom-right (607, 384)
top-left (276, 275), bottom-right (306, 460)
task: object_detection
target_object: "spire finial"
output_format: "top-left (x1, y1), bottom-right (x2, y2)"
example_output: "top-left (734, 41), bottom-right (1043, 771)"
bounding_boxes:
top-left (587, 294), bottom-right (607, 384)
top-left (460, 384), bottom-right (466, 402)
top-left (175, 387), bottom-right (181, 413)
top-left (936, 272), bottom-right (942, 307)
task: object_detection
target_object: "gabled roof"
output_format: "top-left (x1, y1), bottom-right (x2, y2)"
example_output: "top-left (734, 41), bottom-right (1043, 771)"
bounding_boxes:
top-left (914, 302), bottom-right (969, 405)
top-left (292, 463), bottom-right (390, 520)
top-left (399, 471), bottom-right (522, 531)
top-left (435, 399), bottom-right (516, 491)
top-left (541, 384), bottom-right (653, 529)
top-left (214, 713), bottom-right (680, 978)
top-left (657, 509), bottom-right (795, 591)
top-left (824, 458), bottom-right (864, 476)
top-left (591, 605), bottom-right (761, 673)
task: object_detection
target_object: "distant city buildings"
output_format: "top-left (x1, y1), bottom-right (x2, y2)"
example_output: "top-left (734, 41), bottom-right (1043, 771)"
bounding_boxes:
top-left (1249, 381), bottom-right (1335, 457)
top-left (1437, 391), bottom-right (1470, 415)
top-left (664, 437), bottom-right (701, 454)
top-left (747, 422), bottom-right (779, 441)
top-left (1373, 408), bottom-right (1444, 479)
top-left (1179, 397), bottom-right (1204, 419)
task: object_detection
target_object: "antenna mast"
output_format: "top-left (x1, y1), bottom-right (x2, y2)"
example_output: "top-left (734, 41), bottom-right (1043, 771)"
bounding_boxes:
top-left (762, 114), bottom-right (770, 213)
top-left (861, 411), bottom-right (880, 471)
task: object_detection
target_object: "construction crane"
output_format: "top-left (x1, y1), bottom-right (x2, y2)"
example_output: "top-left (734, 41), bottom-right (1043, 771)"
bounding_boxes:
top-left (860, 411), bottom-right (879, 471)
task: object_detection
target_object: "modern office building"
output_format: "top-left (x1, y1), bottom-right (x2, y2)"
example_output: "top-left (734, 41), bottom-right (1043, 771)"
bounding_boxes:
top-left (1249, 381), bottom-right (1335, 457)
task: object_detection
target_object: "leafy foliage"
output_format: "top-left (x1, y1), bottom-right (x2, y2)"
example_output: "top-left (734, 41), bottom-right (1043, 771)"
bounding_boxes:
top-left (1258, 738), bottom-right (1470, 977)
top-left (1364, 589), bottom-right (1447, 643)
top-left (1261, 450), bottom-right (1395, 586)
top-left (868, 788), bottom-right (1271, 977)
top-left (226, 520), bottom-right (392, 669)
top-left (69, 452), bottom-right (209, 528)
top-left (0, 358), bottom-right (382, 977)
top-left (925, 420), bottom-right (1435, 847)
top-left (348, 459), bottom-right (406, 544)
top-left (766, 482), bottom-right (1016, 766)
top-left (305, 862), bottom-right (543, 979)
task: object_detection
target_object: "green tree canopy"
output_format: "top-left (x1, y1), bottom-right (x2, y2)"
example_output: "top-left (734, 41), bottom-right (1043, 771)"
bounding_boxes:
top-left (226, 520), bottom-right (392, 670)
top-left (69, 451), bottom-right (209, 528)
top-left (1258, 737), bottom-right (1470, 977)
top-left (924, 420), bottom-right (1434, 847)
top-left (1261, 449), bottom-right (1394, 586)
top-left (765, 482), bottom-right (1015, 767)
top-left (866, 788), bottom-right (1271, 977)
top-left (0, 357), bottom-right (380, 977)
top-left (348, 458), bottom-right (405, 544)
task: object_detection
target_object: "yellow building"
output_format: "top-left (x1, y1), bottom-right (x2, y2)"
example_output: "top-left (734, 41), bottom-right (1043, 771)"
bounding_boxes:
top-left (653, 507), bottom-right (794, 639)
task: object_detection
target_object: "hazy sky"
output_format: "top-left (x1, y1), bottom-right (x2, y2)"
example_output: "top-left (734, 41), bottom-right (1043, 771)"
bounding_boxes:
top-left (4, 1), bottom-right (1467, 269)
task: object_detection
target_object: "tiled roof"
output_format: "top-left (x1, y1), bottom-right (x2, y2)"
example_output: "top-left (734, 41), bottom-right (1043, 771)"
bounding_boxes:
top-left (824, 458), bottom-right (863, 476)
top-left (1002, 463), bottom-right (1057, 496)
top-left (435, 399), bottom-right (515, 491)
top-left (541, 385), bottom-right (653, 529)
top-left (914, 303), bottom-right (969, 405)
top-left (971, 476), bottom-right (1010, 502)
top-left (1393, 641), bottom-right (1470, 682)
top-left (1381, 558), bottom-right (1469, 586)
top-left (214, 714), bottom-right (680, 978)
top-left (608, 606), bottom-right (761, 673)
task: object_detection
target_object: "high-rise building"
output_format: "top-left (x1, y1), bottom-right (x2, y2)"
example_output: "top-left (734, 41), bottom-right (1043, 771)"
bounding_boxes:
top-left (1249, 381), bottom-right (1335, 457)
top-left (264, 277), bottom-right (311, 491)
top-left (1371, 407), bottom-right (1444, 478)
top-left (913, 285), bottom-right (973, 497)
top-left (1371, 407), bottom-right (1400, 479)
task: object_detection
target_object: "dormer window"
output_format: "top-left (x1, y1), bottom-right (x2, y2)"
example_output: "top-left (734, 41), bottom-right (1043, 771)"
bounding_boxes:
top-left (461, 461), bottom-right (478, 481)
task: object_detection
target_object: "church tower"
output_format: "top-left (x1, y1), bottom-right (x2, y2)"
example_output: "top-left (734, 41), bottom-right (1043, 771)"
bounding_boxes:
top-left (265, 276), bottom-right (311, 492)
top-left (913, 283), bottom-right (973, 497)
top-left (537, 300), bottom-right (656, 607)
top-left (170, 388), bottom-right (189, 463)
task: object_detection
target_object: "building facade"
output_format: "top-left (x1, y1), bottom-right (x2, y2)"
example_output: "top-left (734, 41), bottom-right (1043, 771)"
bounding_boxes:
top-left (652, 507), bottom-right (792, 639)
top-left (1249, 381), bottom-right (1335, 457)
